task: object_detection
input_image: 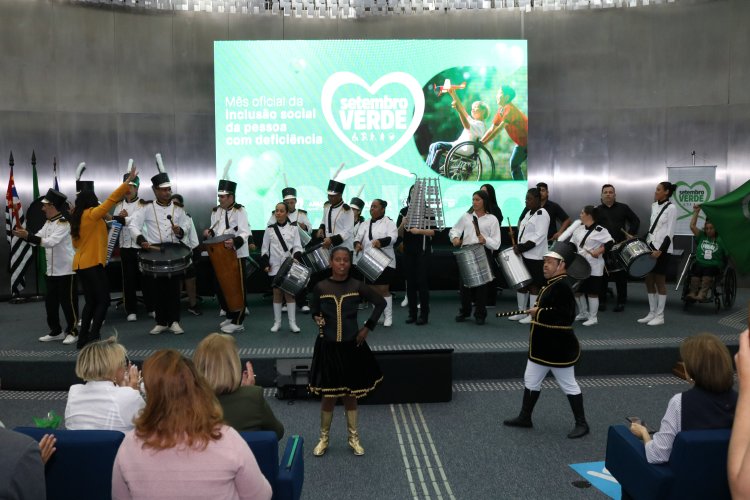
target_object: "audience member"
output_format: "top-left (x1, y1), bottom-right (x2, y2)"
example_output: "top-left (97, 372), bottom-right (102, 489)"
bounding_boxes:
top-left (729, 329), bottom-right (750, 499)
top-left (630, 333), bottom-right (737, 463)
top-left (112, 349), bottom-right (272, 500)
top-left (193, 333), bottom-right (284, 440)
top-left (65, 337), bottom-right (144, 432)
top-left (0, 429), bottom-right (56, 500)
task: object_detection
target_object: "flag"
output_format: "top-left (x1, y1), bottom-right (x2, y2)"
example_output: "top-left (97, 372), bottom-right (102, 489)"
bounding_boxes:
top-left (53, 156), bottom-right (59, 191)
top-left (701, 179), bottom-right (750, 274)
top-left (32, 151), bottom-right (47, 294)
top-left (5, 152), bottom-right (33, 296)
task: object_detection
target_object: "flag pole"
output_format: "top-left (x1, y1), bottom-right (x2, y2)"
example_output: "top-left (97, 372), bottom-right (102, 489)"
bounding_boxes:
top-left (29, 150), bottom-right (44, 301)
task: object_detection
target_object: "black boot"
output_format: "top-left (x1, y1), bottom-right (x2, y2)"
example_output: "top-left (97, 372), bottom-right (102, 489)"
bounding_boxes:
top-left (566, 393), bottom-right (590, 439)
top-left (503, 389), bottom-right (540, 428)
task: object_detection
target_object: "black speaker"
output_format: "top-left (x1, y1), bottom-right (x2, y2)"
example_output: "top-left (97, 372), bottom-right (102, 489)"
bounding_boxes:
top-left (275, 358), bottom-right (314, 400)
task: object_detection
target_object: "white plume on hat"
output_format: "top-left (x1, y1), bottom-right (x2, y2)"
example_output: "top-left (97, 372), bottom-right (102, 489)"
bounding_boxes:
top-left (222, 159), bottom-right (233, 180)
top-left (75, 162), bottom-right (86, 181)
top-left (127, 158), bottom-right (134, 173)
top-left (155, 153), bottom-right (166, 173)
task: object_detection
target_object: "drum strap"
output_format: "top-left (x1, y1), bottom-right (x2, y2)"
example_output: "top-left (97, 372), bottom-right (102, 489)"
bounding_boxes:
top-left (648, 202), bottom-right (671, 235)
top-left (272, 224), bottom-right (290, 254)
top-left (579, 226), bottom-right (596, 249)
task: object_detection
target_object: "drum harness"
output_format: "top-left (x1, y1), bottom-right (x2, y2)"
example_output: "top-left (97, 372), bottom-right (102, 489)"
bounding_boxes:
top-left (646, 201), bottom-right (672, 250)
top-left (272, 223), bottom-right (293, 258)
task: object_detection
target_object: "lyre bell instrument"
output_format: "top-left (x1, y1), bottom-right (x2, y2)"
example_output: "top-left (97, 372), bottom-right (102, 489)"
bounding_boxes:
top-left (106, 221), bottom-right (122, 265)
top-left (404, 177), bottom-right (445, 232)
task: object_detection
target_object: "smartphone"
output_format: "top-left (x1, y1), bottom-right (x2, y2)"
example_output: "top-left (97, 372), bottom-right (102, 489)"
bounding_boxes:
top-left (626, 416), bottom-right (655, 434)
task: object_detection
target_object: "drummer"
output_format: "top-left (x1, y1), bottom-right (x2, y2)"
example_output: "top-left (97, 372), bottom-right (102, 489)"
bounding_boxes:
top-left (261, 202), bottom-right (304, 333)
top-left (510, 188), bottom-right (550, 324)
top-left (557, 206), bottom-right (613, 327)
top-left (449, 190), bottom-right (501, 325)
top-left (316, 179), bottom-right (355, 252)
top-left (130, 167), bottom-right (191, 335)
top-left (354, 199), bottom-right (398, 327)
top-left (597, 184), bottom-right (640, 312)
top-left (350, 196), bottom-right (366, 238)
top-left (203, 177), bottom-right (253, 334)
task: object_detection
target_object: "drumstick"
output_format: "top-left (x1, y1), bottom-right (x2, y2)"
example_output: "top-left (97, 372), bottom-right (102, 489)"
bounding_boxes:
top-left (496, 309), bottom-right (529, 318)
top-left (145, 244), bottom-right (161, 251)
top-left (507, 219), bottom-right (516, 246)
top-left (620, 228), bottom-right (635, 240)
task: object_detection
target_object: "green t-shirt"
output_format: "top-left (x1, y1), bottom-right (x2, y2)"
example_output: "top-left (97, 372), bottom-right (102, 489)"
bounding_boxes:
top-left (695, 232), bottom-right (725, 268)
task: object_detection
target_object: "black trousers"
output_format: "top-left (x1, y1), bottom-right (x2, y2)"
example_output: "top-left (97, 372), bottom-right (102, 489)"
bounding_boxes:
top-left (45, 274), bottom-right (79, 335)
top-left (600, 269), bottom-right (628, 306)
top-left (215, 258), bottom-right (247, 325)
top-left (76, 265), bottom-right (109, 344)
top-left (404, 251), bottom-right (430, 319)
top-left (120, 248), bottom-right (151, 314)
top-left (144, 275), bottom-right (182, 326)
top-left (460, 283), bottom-right (488, 320)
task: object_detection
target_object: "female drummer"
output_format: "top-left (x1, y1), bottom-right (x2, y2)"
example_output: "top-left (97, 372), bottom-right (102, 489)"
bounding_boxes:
top-left (449, 190), bottom-right (501, 325)
top-left (558, 206), bottom-right (613, 326)
top-left (354, 199), bottom-right (398, 327)
top-left (686, 204), bottom-right (726, 302)
top-left (309, 247), bottom-right (386, 457)
top-left (638, 181), bottom-right (677, 326)
top-left (480, 183), bottom-right (504, 308)
top-left (260, 202), bottom-right (303, 333)
top-left (70, 169), bottom-right (136, 349)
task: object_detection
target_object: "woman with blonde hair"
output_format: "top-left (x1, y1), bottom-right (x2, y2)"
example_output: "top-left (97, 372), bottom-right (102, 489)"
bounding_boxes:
top-left (630, 333), bottom-right (737, 463)
top-left (112, 349), bottom-right (271, 500)
top-left (194, 333), bottom-right (284, 439)
top-left (64, 337), bottom-right (144, 432)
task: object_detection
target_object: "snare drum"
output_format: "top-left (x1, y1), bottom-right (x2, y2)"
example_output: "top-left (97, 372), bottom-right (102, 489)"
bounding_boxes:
top-left (605, 242), bottom-right (626, 273)
top-left (273, 258), bottom-right (311, 296)
top-left (302, 243), bottom-right (330, 273)
top-left (618, 239), bottom-right (656, 278)
top-left (138, 243), bottom-right (192, 278)
top-left (496, 247), bottom-right (532, 290)
top-left (355, 246), bottom-right (393, 282)
top-left (454, 244), bottom-right (494, 288)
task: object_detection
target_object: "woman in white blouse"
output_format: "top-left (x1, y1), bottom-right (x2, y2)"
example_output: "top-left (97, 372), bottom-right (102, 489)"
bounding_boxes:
top-left (558, 205), bottom-right (613, 327)
top-left (354, 199), bottom-right (398, 327)
top-left (449, 190), bottom-right (501, 325)
top-left (65, 337), bottom-right (144, 432)
top-left (261, 202), bottom-right (304, 333)
top-left (638, 182), bottom-right (677, 326)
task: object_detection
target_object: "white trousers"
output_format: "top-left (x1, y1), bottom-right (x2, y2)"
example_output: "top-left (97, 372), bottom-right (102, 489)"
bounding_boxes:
top-left (523, 360), bottom-right (581, 396)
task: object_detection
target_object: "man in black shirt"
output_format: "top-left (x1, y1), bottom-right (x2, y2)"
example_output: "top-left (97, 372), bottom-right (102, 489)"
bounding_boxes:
top-left (596, 184), bottom-right (640, 312)
top-left (537, 182), bottom-right (571, 241)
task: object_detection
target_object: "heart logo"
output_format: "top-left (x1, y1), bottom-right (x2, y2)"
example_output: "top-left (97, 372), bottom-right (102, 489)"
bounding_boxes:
top-left (673, 180), bottom-right (711, 218)
top-left (321, 72), bottom-right (424, 181)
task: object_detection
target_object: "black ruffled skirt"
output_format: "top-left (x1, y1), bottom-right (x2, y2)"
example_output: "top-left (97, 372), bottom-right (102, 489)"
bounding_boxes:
top-left (308, 337), bottom-right (383, 398)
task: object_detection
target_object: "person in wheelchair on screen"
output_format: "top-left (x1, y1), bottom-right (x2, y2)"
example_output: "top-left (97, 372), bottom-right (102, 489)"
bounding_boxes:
top-left (686, 204), bottom-right (727, 302)
top-left (480, 84), bottom-right (528, 181)
top-left (425, 88), bottom-right (489, 173)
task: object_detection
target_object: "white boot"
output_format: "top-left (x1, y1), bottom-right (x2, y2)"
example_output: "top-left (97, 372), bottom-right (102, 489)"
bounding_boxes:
top-left (583, 297), bottom-right (598, 326)
top-left (637, 293), bottom-right (658, 323)
top-left (647, 294), bottom-right (667, 326)
top-left (519, 294), bottom-right (537, 324)
top-left (383, 296), bottom-right (393, 327)
top-left (510, 292), bottom-right (528, 321)
top-left (287, 301), bottom-right (300, 333)
top-left (400, 292), bottom-right (408, 307)
top-left (270, 303), bottom-right (282, 332)
top-left (574, 295), bottom-right (588, 321)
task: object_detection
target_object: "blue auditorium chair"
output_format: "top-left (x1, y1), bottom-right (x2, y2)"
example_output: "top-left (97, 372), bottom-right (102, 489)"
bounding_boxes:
top-left (240, 431), bottom-right (304, 500)
top-left (14, 427), bottom-right (125, 500)
top-left (605, 424), bottom-right (731, 500)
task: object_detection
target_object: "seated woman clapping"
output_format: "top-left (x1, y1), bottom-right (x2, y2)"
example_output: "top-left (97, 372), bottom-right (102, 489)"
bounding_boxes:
top-left (65, 337), bottom-right (144, 432)
top-left (630, 333), bottom-right (737, 463)
top-left (194, 333), bottom-right (285, 440)
top-left (112, 349), bottom-right (272, 500)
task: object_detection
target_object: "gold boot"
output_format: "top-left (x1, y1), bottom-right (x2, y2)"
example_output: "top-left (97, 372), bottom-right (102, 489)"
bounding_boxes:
top-left (313, 411), bottom-right (333, 456)
top-left (345, 409), bottom-right (365, 456)
top-left (696, 276), bottom-right (714, 301)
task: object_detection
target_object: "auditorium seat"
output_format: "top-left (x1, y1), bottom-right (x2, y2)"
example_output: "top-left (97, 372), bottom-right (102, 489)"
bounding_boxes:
top-left (240, 431), bottom-right (305, 500)
top-left (604, 424), bottom-right (731, 500)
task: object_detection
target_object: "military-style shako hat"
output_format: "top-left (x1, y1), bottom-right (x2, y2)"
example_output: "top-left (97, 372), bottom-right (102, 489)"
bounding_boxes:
top-left (123, 160), bottom-right (140, 187)
top-left (41, 188), bottom-right (68, 210)
top-left (326, 163), bottom-right (346, 196)
top-left (217, 159), bottom-right (235, 195)
top-left (282, 187), bottom-right (297, 200)
top-left (544, 240), bottom-right (577, 268)
top-left (350, 197), bottom-right (364, 211)
top-left (151, 153), bottom-right (172, 188)
top-left (75, 162), bottom-right (94, 193)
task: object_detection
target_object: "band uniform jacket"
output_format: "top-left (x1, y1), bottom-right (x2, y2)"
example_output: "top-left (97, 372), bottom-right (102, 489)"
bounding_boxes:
top-left (208, 203), bottom-right (252, 259)
top-left (517, 209), bottom-right (550, 260)
top-left (268, 208), bottom-right (312, 234)
top-left (260, 221), bottom-right (303, 276)
top-left (646, 200), bottom-right (677, 254)
top-left (558, 220), bottom-right (613, 277)
top-left (528, 274), bottom-right (579, 367)
top-left (448, 212), bottom-right (501, 251)
top-left (32, 214), bottom-right (75, 276)
top-left (355, 216), bottom-right (399, 269)
top-left (319, 201), bottom-right (355, 251)
top-left (129, 200), bottom-right (190, 246)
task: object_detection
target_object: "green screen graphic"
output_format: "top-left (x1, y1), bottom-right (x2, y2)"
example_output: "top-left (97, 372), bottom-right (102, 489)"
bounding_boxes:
top-left (214, 39), bottom-right (528, 229)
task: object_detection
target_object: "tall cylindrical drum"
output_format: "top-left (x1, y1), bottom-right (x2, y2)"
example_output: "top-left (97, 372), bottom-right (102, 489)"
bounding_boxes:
top-left (454, 244), bottom-right (494, 288)
top-left (496, 247), bottom-right (532, 290)
top-left (204, 234), bottom-right (244, 313)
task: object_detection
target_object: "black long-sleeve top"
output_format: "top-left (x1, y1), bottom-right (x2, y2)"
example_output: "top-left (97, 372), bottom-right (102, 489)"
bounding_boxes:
top-left (311, 276), bottom-right (386, 342)
top-left (596, 201), bottom-right (641, 244)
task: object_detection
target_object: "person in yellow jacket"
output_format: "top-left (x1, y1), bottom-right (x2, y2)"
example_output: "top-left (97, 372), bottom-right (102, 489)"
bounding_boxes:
top-left (70, 169), bottom-right (137, 348)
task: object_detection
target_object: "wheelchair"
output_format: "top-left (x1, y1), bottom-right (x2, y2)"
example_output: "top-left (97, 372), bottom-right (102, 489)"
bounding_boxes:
top-left (436, 141), bottom-right (495, 181)
top-left (679, 253), bottom-right (736, 312)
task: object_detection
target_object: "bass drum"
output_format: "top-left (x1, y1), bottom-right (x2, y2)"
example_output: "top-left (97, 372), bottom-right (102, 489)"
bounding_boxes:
top-left (204, 234), bottom-right (244, 313)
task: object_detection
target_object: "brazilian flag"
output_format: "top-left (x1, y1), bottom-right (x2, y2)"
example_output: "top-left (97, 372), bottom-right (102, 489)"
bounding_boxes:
top-left (701, 180), bottom-right (750, 274)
